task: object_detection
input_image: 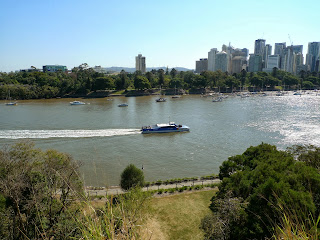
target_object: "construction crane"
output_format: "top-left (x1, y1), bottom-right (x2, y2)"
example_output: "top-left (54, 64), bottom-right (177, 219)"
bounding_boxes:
top-left (288, 34), bottom-right (293, 46)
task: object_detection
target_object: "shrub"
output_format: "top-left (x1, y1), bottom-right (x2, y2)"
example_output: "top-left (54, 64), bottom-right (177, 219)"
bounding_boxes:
top-left (120, 164), bottom-right (145, 190)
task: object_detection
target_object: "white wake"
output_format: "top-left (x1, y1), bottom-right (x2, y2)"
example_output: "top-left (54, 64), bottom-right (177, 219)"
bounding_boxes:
top-left (0, 129), bottom-right (141, 139)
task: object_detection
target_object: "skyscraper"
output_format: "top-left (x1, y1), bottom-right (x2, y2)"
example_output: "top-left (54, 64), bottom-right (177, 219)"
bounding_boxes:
top-left (248, 54), bottom-right (262, 72)
top-left (263, 44), bottom-right (272, 68)
top-left (135, 54), bottom-right (146, 73)
top-left (254, 39), bottom-right (266, 56)
top-left (274, 43), bottom-right (286, 70)
top-left (266, 55), bottom-right (280, 69)
top-left (283, 45), bottom-right (303, 74)
top-left (274, 43), bottom-right (286, 55)
top-left (215, 52), bottom-right (229, 72)
top-left (208, 48), bottom-right (218, 71)
top-left (306, 42), bottom-right (320, 72)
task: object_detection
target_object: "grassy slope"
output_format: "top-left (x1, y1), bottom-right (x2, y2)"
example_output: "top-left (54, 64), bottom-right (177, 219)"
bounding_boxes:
top-left (142, 189), bottom-right (217, 240)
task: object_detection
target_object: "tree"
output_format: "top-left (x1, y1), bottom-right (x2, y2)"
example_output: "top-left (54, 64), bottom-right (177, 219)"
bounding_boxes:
top-left (120, 164), bottom-right (145, 190)
top-left (170, 68), bottom-right (178, 78)
top-left (0, 141), bottom-right (83, 239)
top-left (207, 143), bottom-right (320, 240)
top-left (134, 75), bottom-right (151, 90)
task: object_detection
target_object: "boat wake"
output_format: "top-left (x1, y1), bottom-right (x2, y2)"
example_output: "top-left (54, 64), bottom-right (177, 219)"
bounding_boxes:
top-left (0, 129), bottom-right (141, 139)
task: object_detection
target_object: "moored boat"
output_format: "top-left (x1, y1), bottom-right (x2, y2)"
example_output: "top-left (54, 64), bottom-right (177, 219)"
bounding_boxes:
top-left (156, 98), bottom-right (166, 102)
top-left (141, 122), bottom-right (190, 134)
top-left (118, 103), bottom-right (128, 107)
top-left (70, 101), bottom-right (85, 105)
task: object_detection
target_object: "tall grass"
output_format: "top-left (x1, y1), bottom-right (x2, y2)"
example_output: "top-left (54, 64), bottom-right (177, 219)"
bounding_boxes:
top-left (76, 188), bottom-right (151, 239)
top-left (271, 204), bottom-right (320, 240)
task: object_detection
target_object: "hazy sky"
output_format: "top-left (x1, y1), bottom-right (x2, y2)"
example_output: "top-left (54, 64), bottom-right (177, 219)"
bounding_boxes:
top-left (1, 0), bottom-right (319, 72)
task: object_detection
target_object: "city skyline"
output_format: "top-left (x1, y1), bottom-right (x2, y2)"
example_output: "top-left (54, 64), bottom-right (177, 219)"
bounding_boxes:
top-left (1, 0), bottom-right (319, 72)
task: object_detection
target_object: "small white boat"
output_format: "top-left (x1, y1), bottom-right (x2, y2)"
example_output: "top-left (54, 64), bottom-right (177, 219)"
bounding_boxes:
top-left (141, 122), bottom-right (189, 134)
top-left (172, 95), bottom-right (181, 98)
top-left (5, 90), bottom-right (17, 105)
top-left (70, 101), bottom-right (85, 105)
top-left (212, 97), bottom-right (222, 102)
top-left (5, 102), bottom-right (17, 106)
top-left (156, 98), bottom-right (166, 102)
top-left (118, 103), bottom-right (128, 107)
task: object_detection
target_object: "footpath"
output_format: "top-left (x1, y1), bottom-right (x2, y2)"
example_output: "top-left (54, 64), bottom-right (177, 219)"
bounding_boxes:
top-left (85, 179), bottom-right (220, 197)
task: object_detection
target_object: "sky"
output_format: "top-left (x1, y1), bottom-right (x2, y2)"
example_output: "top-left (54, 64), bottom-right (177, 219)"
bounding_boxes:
top-left (1, 0), bottom-right (319, 72)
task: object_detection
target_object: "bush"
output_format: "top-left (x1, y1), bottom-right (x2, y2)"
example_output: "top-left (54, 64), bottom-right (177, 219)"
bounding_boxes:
top-left (120, 164), bottom-right (145, 190)
top-left (207, 143), bottom-right (320, 240)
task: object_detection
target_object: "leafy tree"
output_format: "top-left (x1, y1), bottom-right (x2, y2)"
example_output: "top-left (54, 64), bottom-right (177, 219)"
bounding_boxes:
top-left (120, 164), bottom-right (145, 190)
top-left (0, 141), bottom-right (83, 239)
top-left (302, 80), bottom-right (314, 89)
top-left (207, 143), bottom-right (320, 240)
top-left (134, 76), bottom-right (151, 90)
top-left (170, 68), bottom-right (178, 78)
top-left (158, 69), bottom-right (165, 86)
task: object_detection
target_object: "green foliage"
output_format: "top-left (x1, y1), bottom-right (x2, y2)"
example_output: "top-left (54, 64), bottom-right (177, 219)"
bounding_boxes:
top-left (209, 143), bottom-right (320, 240)
top-left (134, 75), bottom-right (151, 90)
top-left (0, 141), bottom-right (84, 239)
top-left (120, 164), bottom-right (145, 190)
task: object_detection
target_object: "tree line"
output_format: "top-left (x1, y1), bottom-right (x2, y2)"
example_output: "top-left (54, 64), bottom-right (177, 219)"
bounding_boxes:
top-left (1, 64), bottom-right (320, 100)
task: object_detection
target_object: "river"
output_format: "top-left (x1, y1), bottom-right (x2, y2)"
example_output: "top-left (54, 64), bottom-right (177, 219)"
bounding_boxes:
top-left (1, 92), bottom-right (319, 186)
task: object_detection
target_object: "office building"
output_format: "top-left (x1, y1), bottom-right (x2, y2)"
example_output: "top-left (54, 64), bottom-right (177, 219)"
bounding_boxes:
top-left (293, 53), bottom-right (304, 75)
top-left (195, 58), bottom-right (208, 73)
top-left (135, 54), bottom-right (146, 73)
top-left (274, 43), bottom-right (286, 55)
top-left (263, 44), bottom-right (272, 68)
top-left (254, 39), bottom-right (266, 56)
top-left (208, 48), bottom-right (218, 71)
top-left (43, 65), bottom-right (67, 72)
top-left (267, 55), bottom-right (280, 69)
top-left (274, 43), bottom-right (286, 70)
top-left (232, 56), bottom-right (246, 74)
top-left (306, 42), bottom-right (320, 72)
top-left (248, 54), bottom-right (262, 72)
top-left (215, 52), bottom-right (229, 72)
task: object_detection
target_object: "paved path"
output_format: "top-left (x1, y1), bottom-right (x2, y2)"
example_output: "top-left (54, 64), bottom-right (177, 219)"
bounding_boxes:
top-left (86, 179), bottom-right (220, 197)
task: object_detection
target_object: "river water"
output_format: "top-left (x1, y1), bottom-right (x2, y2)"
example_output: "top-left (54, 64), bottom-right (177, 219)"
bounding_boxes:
top-left (1, 92), bottom-right (319, 186)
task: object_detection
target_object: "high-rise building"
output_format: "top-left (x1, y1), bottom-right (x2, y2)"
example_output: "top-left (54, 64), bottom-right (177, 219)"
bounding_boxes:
top-left (135, 54), bottom-right (146, 73)
top-left (283, 45), bottom-right (303, 74)
top-left (231, 56), bottom-right (246, 74)
top-left (274, 43), bottom-right (286, 55)
top-left (274, 43), bottom-right (286, 70)
top-left (306, 42), bottom-right (320, 72)
top-left (283, 46), bottom-right (294, 73)
top-left (254, 39), bottom-right (266, 56)
top-left (231, 49), bottom-right (247, 74)
top-left (208, 48), bottom-right (218, 71)
top-left (195, 58), bottom-right (208, 73)
top-left (293, 52), bottom-right (304, 75)
top-left (267, 55), bottom-right (280, 69)
top-left (292, 45), bottom-right (303, 54)
top-left (241, 48), bottom-right (249, 58)
top-left (263, 44), bottom-right (272, 68)
top-left (215, 52), bottom-right (229, 72)
top-left (248, 54), bottom-right (262, 72)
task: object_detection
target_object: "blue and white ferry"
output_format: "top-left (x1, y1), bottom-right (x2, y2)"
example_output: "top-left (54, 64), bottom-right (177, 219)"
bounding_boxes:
top-left (141, 122), bottom-right (190, 134)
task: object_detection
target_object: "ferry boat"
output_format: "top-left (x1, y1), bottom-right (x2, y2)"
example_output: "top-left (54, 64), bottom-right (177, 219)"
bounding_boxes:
top-left (141, 122), bottom-right (190, 134)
